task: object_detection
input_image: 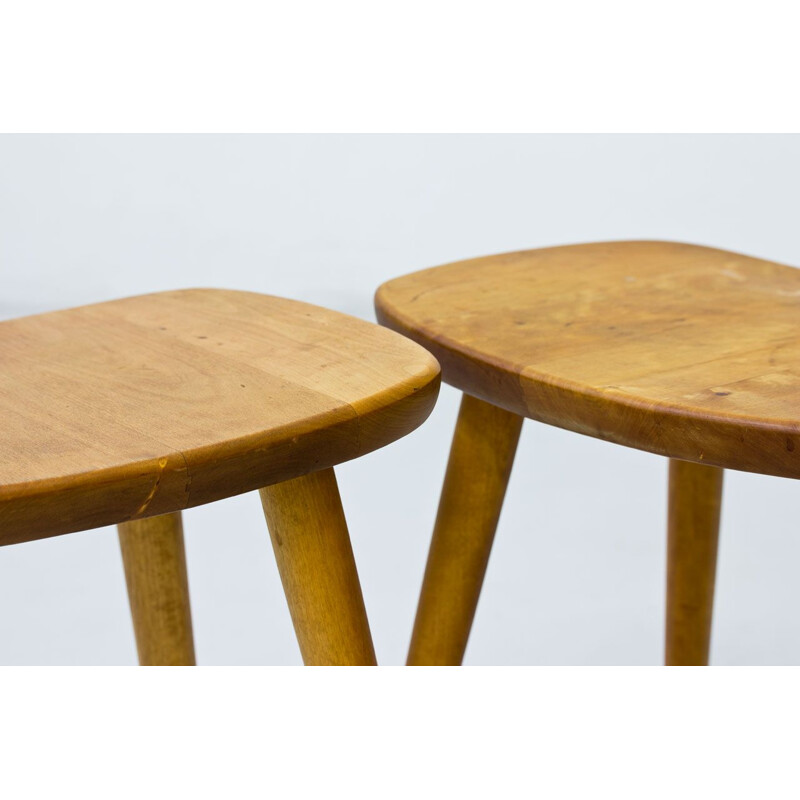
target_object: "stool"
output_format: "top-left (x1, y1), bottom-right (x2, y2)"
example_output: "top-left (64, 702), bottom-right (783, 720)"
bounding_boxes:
top-left (375, 240), bottom-right (800, 665)
top-left (0, 288), bottom-right (440, 665)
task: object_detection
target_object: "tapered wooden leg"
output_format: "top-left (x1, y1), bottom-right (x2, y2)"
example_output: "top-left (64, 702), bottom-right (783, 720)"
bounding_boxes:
top-left (260, 468), bottom-right (377, 666)
top-left (665, 459), bottom-right (724, 666)
top-left (407, 393), bottom-right (523, 666)
top-left (117, 511), bottom-right (196, 666)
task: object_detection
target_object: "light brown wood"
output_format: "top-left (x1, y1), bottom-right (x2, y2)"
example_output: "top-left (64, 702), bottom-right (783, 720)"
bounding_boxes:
top-left (378, 241), bottom-right (791, 666)
top-left (407, 393), bottom-right (522, 665)
top-left (0, 289), bottom-right (440, 545)
top-left (665, 459), bottom-right (723, 666)
top-left (260, 468), bottom-right (376, 666)
top-left (118, 511), bottom-right (195, 666)
top-left (376, 241), bottom-right (800, 478)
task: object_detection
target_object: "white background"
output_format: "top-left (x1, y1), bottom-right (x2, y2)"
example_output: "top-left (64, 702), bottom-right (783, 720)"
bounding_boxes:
top-left (2, 134), bottom-right (800, 665)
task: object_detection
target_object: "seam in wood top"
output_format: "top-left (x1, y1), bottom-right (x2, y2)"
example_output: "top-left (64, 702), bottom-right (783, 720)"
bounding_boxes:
top-left (0, 288), bottom-right (440, 545)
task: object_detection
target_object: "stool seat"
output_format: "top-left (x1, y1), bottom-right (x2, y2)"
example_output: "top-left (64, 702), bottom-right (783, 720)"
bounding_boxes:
top-left (1, 288), bottom-right (440, 545)
top-left (376, 240), bottom-right (800, 479)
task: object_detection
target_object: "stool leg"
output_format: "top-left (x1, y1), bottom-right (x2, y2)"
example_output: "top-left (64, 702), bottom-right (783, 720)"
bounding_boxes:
top-left (407, 393), bottom-right (523, 666)
top-left (665, 459), bottom-right (724, 666)
top-left (118, 511), bottom-right (196, 666)
top-left (260, 468), bottom-right (377, 666)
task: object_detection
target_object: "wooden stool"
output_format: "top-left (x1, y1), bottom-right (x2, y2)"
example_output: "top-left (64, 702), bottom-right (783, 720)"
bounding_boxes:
top-left (0, 289), bottom-right (440, 665)
top-left (376, 240), bottom-right (800, 666)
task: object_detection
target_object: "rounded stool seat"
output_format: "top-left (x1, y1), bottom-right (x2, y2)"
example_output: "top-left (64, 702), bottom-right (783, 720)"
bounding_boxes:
top-left (1, 288), bottom-right (440, 665)
top-left (2, 288), bottom-right (439, 543)
top-left (376, 240), bottom-right (800, 665)
top-left (377, 240), bottom-right (800, 479)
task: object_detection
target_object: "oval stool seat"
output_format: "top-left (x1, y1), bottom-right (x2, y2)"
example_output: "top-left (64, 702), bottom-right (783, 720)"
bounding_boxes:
top-left (1, 288), bottom-right (440, 545)
top-left (376, 240), bottom-right (800, 479)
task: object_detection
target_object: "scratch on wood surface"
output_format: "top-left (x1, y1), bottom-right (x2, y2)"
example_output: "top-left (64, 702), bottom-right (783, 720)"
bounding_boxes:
top-left (135, 457), bottom-right (169, 516)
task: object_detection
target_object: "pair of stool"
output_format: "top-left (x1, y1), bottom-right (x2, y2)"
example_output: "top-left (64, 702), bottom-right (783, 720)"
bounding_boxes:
top-left (3, 240), bottom-right (796, 665)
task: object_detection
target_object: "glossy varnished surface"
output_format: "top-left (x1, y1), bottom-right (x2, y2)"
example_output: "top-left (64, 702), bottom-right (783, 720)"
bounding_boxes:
top-left (0, 289), bottom-right (440, 544)
top-left (376, 241), bottom-right (800, 478)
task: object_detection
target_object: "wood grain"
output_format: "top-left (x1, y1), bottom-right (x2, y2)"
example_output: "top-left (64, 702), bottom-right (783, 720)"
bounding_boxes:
top-left (407, 393), bottom-right (522, 665)
top-left (376, 241), bottom-right (800, 478)
top-left (0, 289), bottom-right (440, 545)
top-left (665, 459), bottom-right (723, 666)
top-left (118, 511), bottom-right (195, 666)
top-left (260, 468), bottom-right (377, 666)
